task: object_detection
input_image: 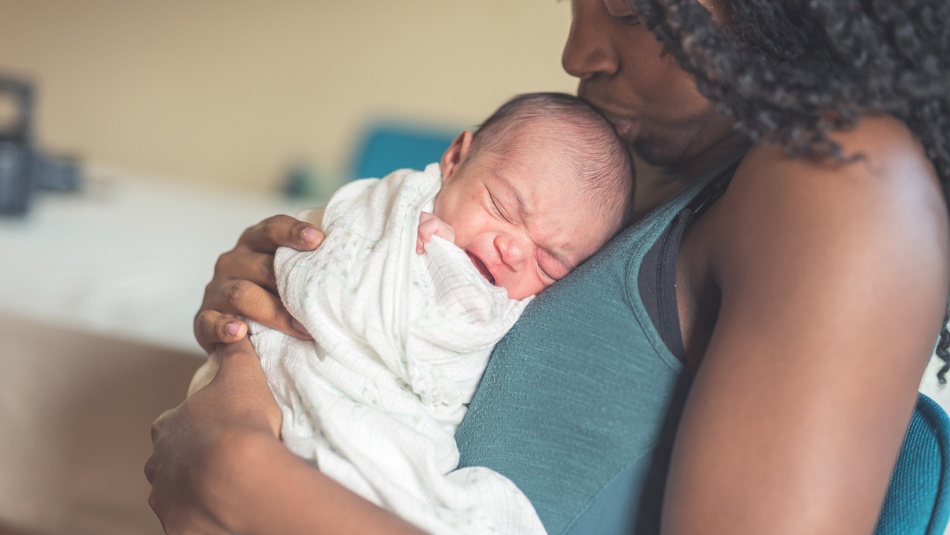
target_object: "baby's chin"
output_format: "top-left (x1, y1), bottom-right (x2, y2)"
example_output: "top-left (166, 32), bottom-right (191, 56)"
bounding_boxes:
top-left (504, 286), bottom-right (542, 301)
top-left (497, 280), bottom-right (541, 301)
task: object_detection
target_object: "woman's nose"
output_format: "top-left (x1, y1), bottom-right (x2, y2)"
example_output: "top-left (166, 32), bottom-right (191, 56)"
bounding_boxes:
top-left (562, 0), bottom-right (620, 79)
top-left (495, 234), bottom-right (528, 270)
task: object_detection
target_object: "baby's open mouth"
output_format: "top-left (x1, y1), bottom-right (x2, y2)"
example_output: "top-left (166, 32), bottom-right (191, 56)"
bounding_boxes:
top-left (467, 252), bottom-right (495, 285)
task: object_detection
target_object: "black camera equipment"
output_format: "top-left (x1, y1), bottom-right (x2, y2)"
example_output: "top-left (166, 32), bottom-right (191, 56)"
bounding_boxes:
top-left (0, 76), bottom-right (81, 216)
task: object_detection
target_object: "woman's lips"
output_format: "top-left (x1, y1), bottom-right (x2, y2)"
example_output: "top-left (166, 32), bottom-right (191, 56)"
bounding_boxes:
top-left (466, 252), bottom-right (495, 285)
top-left (597, 111), bottom-right (636, 137)
top-left (611, 118), bottom-right (633, 136)
top-left (578, 95), bottom-right (637, 138)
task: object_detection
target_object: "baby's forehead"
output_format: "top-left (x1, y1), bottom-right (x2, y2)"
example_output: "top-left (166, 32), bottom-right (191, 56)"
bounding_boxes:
top-left (525, 189), bottom-right (623, 267)
top-left (483, 129), bottom-right (604, 182)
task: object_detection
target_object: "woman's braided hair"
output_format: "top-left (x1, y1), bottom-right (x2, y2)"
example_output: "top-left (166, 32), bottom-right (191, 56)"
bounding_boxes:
top-left (626, 0), bottom-right (950, 381)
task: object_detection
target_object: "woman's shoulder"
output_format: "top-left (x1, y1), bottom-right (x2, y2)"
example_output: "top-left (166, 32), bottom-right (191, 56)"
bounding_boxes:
top-left (690, 112), bottom-right (950, 335)
top-left (709, 115), bottom-right (946, 255)
top-left (731, 114), bottom-right (941, 216)
top-left (677, 116), bottom-right (949, 364)
top-left (685, 113), bottom-right (949, 344)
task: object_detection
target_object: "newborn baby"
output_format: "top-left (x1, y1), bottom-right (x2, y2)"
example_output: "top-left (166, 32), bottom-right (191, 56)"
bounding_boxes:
top-left (192, 92), bottom-right (633, 535)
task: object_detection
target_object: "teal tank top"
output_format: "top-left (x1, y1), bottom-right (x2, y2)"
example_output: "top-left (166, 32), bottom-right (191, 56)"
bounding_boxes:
top-left (455, 150), bottom-right (748, 535)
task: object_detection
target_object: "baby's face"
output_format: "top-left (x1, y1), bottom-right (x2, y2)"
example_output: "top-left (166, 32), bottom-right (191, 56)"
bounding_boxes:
top-left (433, 134), bottom-right (621, 300)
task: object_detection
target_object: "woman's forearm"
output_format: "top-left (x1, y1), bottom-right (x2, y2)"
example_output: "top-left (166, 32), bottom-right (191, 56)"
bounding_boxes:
top-left (209, 429), bottom-right (426, 535)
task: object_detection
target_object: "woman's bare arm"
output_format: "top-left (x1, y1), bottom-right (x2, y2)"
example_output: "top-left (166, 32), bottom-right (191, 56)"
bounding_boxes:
top-left (665, 116), bottom-right (950, 534)
top-left (146, 338), bottom-right (426, 535)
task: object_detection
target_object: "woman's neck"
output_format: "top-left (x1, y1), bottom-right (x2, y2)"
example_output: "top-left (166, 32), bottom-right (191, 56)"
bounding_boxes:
top-left (629, 132), bottom-right (750, 222)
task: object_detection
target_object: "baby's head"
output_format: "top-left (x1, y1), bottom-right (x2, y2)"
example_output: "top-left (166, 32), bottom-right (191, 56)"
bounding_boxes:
top-left (434, 92), bottom-right (634, 300)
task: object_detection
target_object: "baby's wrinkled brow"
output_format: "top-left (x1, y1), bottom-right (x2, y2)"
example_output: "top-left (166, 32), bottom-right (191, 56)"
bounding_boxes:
top-left (493, 173), bottom-right (528, 220)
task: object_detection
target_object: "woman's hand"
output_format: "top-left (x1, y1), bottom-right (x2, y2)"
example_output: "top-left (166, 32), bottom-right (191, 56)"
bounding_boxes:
top-left (145, 338), bottom-right (282, 534)
top-left (146, 338), bottom-right (427, 535)
top-left (195, 215), bottom-right (324, 353)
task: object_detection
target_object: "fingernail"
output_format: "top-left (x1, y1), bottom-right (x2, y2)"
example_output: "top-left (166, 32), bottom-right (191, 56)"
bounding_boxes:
top-left (292, 319), bottom-right (310, 336)
top-left (226, 322), bottom-right (242, 337)
top-left (302, 228), bottom-right (317, 243)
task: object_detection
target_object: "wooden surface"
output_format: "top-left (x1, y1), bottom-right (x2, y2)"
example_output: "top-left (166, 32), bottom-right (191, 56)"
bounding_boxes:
top-left (0, 313), bottom-right (203, 535)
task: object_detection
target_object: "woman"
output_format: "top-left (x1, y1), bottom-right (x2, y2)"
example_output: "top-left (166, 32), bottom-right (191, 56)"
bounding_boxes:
top-left (146, 0), bottom-right (950, 533)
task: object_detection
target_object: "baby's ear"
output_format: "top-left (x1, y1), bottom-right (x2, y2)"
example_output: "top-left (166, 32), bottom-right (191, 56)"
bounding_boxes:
top-left (440, 131), bottom-right (474, 182)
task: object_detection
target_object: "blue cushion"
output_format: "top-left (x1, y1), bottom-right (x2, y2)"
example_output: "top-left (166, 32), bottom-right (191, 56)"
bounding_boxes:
top-left (349, 123), bottom-right (459, 181)
top-left (874, 393), bottom-right (950, 535)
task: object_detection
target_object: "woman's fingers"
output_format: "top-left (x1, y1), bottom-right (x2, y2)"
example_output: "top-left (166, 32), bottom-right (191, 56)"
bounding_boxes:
top-left (194, 310), bottom-right (247, 354)
top-left (195, 281), bottom-right (309, 352)
top-left (241, 214), bottom-right (324, 254)
top-left (194, 214), bottom-right (323, 353)
top-left (213, 250), bottom-right (279, 293)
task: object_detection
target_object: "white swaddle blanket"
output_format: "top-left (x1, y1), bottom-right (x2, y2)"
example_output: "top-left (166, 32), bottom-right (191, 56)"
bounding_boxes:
top-left (251, 164), bottom-right (547, 535)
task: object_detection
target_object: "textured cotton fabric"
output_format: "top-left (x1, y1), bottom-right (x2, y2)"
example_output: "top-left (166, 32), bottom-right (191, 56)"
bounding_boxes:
top-left (252, 164), bottom-right (545, 535)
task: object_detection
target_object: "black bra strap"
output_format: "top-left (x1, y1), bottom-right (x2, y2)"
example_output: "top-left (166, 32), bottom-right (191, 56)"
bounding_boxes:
top-left (684, 145), bottom-right (750, 218)
top-left (639, 144), bottom-right (750, 364)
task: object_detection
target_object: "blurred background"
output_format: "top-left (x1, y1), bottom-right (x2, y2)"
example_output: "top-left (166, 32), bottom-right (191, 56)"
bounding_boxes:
top-left (0, 2), bottom-right (576, 534)
top-left (0, 0), bottom-right (575, 191)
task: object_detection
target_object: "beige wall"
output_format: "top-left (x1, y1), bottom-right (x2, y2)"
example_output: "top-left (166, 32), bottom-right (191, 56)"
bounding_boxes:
top-left (0, 1), bottom-right (577, 191)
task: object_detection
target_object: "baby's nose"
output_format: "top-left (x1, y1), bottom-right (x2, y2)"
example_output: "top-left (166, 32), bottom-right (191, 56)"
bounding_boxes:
top-left (496, 234), bottom-right (528, 270)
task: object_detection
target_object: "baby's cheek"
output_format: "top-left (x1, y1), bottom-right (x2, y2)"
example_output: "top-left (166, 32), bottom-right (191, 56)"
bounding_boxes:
top-left (506, 275), bottom-right (547, 301)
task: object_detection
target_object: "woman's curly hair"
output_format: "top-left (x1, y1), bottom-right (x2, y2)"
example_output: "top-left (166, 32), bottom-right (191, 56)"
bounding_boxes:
top-left (626, 0), bottom-right (950, 381)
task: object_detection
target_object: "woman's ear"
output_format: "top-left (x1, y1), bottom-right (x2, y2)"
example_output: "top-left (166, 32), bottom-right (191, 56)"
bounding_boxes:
top-left (440, 131), bottom-right (474, 182)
